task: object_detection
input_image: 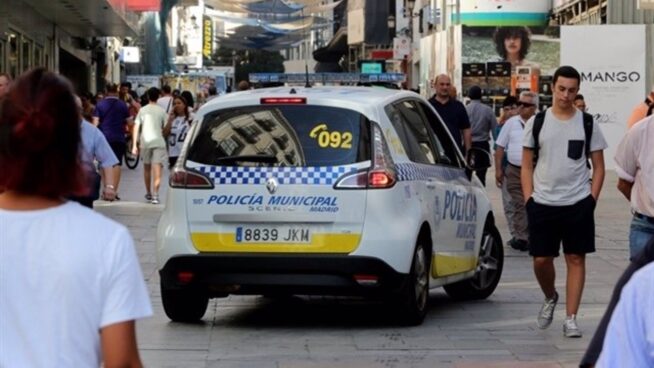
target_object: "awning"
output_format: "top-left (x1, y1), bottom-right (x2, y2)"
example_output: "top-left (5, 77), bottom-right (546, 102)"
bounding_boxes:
top-left (21, 0), bottom-right (139, 37)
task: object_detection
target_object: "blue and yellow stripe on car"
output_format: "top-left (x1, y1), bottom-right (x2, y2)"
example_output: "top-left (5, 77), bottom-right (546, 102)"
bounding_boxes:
top-left (432, 254), bottom-right (477, 277)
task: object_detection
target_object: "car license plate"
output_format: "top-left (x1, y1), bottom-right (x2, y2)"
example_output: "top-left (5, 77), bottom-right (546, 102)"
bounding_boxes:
top-left (235, 226), bottom-right (311, 243)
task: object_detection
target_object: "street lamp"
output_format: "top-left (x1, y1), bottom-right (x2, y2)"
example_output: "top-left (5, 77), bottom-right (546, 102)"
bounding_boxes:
top-left (387, 14), bottom-right (396, 42)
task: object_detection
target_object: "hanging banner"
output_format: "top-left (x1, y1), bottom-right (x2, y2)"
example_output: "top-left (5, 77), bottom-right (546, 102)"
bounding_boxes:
top-left (460, 0), bottom-right (551, 26)
top-left (561, 25), bottom-right (647, 170)
top-left (202, 15), bottom-right (214, 67)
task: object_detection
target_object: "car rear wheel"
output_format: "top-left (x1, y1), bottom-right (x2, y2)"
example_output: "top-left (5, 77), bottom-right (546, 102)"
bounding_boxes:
top-left (443, 224), bottom-right (503, 300)
top-left (161, 286), bottom-right (209, 323)
top-left (395, 241), bottom-right (430, 326)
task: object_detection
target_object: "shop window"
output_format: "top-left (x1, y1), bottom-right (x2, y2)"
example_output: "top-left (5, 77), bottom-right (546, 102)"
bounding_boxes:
top-left (0, 40), bottom-right (5, 73)
top-left (34, 44), bottom-right (43, 68)
top-left (21, 36), bottom-right (33, 73)
top-left (8, 32), bottom-right (18, 78)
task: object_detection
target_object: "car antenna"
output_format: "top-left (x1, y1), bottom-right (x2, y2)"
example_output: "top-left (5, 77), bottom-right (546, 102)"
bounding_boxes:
top-left (302, 7), bottom-right (312, 88)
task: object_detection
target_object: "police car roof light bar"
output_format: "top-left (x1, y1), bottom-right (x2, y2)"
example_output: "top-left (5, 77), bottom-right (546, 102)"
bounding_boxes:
top-left (249, 73), bottom-right (406, 85)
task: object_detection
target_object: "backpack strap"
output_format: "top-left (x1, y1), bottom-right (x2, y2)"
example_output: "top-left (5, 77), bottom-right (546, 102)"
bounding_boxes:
top-left (582, 112), bottom-right (594, 169)
top-left (532, 111), bottom-right (546, 166)
top-left (582, 112), bottom-right (593, 159)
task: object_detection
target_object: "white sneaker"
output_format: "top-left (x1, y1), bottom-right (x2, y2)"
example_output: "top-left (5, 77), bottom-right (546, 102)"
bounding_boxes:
top-left (563, 315), bottom-right (582, 338)
top-left (537, 291), bottom-right (558, 329)
top-left (151, 195), bottom-right (160, 205)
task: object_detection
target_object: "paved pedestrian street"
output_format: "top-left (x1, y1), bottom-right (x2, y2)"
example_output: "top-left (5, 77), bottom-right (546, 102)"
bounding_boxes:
top-left (96, 166), bottom-right (632, 368)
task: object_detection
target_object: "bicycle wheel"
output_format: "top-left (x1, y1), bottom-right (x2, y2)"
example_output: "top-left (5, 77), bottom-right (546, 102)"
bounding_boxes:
top-left (124, 150), bottom-right (139, 169)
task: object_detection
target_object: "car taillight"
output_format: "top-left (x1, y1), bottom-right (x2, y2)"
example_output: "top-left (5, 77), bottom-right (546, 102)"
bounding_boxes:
top-left (169, 168), bottom-right (214, 189)
top-left (369, 171), bottom-right (395, 188)
top-left (260, 97), bottom-right (306, 104)
top-left (334, 123), bottom-right (396, 190)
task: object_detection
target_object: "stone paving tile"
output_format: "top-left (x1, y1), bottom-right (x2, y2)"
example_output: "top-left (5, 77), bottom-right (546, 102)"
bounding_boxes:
top-left (139, 349), bottom-right (208, 368)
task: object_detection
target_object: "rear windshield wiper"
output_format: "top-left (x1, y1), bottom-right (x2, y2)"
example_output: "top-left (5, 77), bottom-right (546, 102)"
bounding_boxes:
top-left (214, 154), bottom-right (278, 165)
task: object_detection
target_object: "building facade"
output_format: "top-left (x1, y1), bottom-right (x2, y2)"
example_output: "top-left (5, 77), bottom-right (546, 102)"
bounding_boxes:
top-left (0, 0), bottom-right (141, 93)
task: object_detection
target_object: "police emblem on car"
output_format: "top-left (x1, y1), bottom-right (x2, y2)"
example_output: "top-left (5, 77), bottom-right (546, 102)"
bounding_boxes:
top-left (266, 177), bottom-right (278, 194)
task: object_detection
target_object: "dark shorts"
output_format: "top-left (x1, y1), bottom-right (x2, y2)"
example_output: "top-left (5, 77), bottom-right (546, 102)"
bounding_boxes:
top-left (109, 141), bottom-right (126, 165)
top-left (526, 195), bottom-right (596, 257)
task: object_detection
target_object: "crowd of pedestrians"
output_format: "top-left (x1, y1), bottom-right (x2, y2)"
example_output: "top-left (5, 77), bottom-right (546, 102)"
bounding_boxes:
top-left (427, 64), bottom-right (653, 365)
top-left (0, 63), bottom-right (652, 366)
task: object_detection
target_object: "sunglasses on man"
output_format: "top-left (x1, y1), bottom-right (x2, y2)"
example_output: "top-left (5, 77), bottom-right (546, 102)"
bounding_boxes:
top-left (518, 101), bottom-right (535, 108)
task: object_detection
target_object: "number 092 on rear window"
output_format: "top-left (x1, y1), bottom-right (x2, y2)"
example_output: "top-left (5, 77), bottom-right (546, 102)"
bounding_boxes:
top-left (187, 105), bottom-right (370, 167)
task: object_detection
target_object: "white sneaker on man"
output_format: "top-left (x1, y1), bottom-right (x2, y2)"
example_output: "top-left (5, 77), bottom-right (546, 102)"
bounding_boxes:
top-left (537, 291), bottom-right (558, 329)
top-left (563, 315), bottom-right (582, 338)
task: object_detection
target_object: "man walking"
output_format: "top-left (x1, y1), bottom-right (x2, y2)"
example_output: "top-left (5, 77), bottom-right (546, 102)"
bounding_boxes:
top-left (466, 86), bottom-right (497, 186)
top-left (521, 66), bottom-right (607, 338)
top-left (495, 91), bottom-right (538, 251)
top-left (428, 74), bottom-right (472, 154)
top-left (133, 88), bottom-right (168, 204)
top-left (92, 83), bottom-right (132, 198)
top-left (615, 114), bottom-right (654, 259)
top-left (157, 85), bottom-right (174, 113)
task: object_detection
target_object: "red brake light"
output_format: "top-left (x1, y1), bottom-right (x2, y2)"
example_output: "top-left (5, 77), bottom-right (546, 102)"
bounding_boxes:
top-left (170, 169), bottom-right (214, 189)
top-left (369, 171), bottom-right (395, 188)
top-left (260, 97), bottom-right (306, 105)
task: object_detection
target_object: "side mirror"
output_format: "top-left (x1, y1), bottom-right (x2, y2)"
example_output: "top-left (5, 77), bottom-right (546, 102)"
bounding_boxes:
top-left (466, 147), bottom-right (492, 171)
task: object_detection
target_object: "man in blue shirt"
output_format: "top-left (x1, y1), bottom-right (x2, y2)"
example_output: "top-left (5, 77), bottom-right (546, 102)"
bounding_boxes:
top-left (428, 74), bottom-right (472, 155)
top-left (72, 95), bottom-right (119, 208)
top-left (92, 83), bottom-right (131, 198)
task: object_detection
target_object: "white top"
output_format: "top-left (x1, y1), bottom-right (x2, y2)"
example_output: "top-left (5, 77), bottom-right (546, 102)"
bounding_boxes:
top-left (596, 261), bottom-right (654, 368)
top-left (168, 114), bottom-right (193, 158)
top-left (157, 95), bottom-right (173, 113)
top-left (0, 202), bottom-right (152, 367)
top-left (523, 109), bottom-right (608, 206)
top-left (135, 103), bottom-right (168, 149)
top-left (614, 115), bottom-right (654, 217)
top-left (495, 115), bottom-right (527, 166)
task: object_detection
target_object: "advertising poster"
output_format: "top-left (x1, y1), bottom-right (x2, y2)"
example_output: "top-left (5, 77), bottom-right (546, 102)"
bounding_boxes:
top-left (461, 26), bottom-right (560, 111)
top-left (561, 25), bottom-right (647, 170)
top-left (460, 0), bottom-right (552, 26)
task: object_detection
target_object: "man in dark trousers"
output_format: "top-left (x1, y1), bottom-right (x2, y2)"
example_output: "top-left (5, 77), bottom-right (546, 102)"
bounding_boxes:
top-left (428, 74), bottom-right (471, 155)
top-left (466, 85), bottom-right (497, 186)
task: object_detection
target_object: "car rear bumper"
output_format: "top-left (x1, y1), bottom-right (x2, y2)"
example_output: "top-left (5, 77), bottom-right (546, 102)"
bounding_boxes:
top-left (160, 254), bottom-right (409, 297)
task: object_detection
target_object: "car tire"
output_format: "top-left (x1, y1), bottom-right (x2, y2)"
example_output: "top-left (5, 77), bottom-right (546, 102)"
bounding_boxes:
top-left (396, 241), bottom-right (430, 326)
top-left (161, 286), bottom-right (209, 323)
top-left (443, 224), bottom-right (504, 300)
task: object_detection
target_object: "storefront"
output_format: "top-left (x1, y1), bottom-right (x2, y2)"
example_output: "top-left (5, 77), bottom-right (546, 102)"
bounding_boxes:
top-left (0, 0), bottom-right (138, 92)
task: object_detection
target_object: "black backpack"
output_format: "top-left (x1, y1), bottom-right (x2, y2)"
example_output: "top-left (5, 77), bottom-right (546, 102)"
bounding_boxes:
top-left (532, 110), bottom-right (593, 168)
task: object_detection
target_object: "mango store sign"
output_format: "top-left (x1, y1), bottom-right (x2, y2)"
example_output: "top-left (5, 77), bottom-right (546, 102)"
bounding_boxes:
top-left (561, 25), bottom-right (647, 170)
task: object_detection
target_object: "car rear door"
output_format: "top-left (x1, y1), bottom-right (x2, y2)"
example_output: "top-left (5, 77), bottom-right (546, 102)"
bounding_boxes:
top-left (182, 103), bottom-right (371, 254)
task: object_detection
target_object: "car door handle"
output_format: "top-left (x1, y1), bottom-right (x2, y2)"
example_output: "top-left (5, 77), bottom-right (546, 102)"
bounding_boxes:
top-left (426, 179), bottom-right (437, 189)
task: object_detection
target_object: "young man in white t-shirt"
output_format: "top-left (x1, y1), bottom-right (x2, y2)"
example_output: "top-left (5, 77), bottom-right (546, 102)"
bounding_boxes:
top-left (133, 87), bottom-right (169, 204)
top-left (521, 66), bottom-right (608, 338)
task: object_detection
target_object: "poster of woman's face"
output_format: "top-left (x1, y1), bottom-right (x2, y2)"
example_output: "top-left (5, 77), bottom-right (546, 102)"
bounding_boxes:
top-left (461, 26), bottom-right (560, 100)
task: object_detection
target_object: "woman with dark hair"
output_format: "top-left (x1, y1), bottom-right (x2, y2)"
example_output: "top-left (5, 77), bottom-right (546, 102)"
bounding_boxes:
top-left (0, 68), bottom-right (151, 367)
top-left (493, 26), bottom-right (541, 94)
top-left (493, 27), bottom-right (532, 65)
top-left (181, 90), bottom-right (196, 112)
top-left (164, 94), bottom-right (194, 168)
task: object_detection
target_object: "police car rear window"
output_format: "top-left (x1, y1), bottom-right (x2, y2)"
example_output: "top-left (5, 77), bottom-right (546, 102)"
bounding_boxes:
top-left (187, 106), bottom-right (370, 167)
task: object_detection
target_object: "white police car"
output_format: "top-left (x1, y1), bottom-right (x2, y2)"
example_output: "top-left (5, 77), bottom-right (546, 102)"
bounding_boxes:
top-left (156, 82), bottom-right (503, 325)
